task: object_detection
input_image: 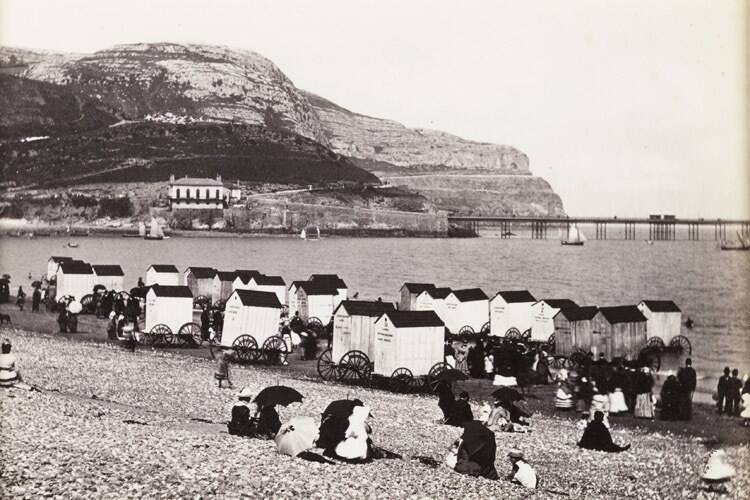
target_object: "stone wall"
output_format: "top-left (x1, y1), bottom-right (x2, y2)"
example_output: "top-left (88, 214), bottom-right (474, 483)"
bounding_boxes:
top-left (228, 199), bottom-right (448, 236)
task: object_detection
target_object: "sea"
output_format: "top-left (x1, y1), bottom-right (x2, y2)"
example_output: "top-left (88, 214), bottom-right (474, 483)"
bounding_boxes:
top-left (1, 232), bottom-right (748, 398)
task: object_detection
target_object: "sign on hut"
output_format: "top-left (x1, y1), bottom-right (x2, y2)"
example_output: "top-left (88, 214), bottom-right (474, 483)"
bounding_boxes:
top-left (530, 299), bottom-right (579, 342)
top-left (145, 265), bottom-right (180, 286)
top-left (47, 256), bottom-right (73, 280)
top-left (373, 311), bottom-right (445, 378)
top-left (399, 283), bottom-right (435, 311)
top-left (637, 300), bottom-right (682, 346)
top-left (92, 265), bottom-right (125, 292)
top-left (212, 271), bottom-right (236, 305)
top-left (183, 267), bottom-right (216, 299)
top-left (415, 287), bottom-right (452, 320)
top-left (221, 289), bottom-right (283, 350)
top-left (145, 285), bottom-right (193, 334)
top-left (309, 274), bottom-right (348, 309)
top-left (57, 261), bottom-right (95, 300)
top-left (296, 281), bottom-right (338, 322)
top-left (333, 300), bottom-right (396, 363)
top-left (249, 275), bottom-right (287, 305)
top-left (232, 270), bottom-right (263, 291)
top-left (553, 305), bottom-right (599, 357)
top-left (591, 306), bottom-right (648, 360)
top-left (443, 288), bottom-right (490, 335)
top-left (489, 290), bottom-right (536, 338)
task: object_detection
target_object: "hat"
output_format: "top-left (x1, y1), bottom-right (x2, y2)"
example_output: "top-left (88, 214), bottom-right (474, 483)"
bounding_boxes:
top-left (702, 450), bottom-right (736, 482)
top-left (237, 387), bottom-right (253, 399)
top-left (508, 449), bottom-right (524, 460)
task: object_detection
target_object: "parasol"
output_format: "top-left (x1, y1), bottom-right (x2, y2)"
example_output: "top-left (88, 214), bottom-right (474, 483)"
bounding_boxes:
top-left (491, 386), bottom-right (525, 403)
top-left (254, 386), bottom-right (304, 409)
top-left (322, 398), bottom-right (364, 419)
top-left (275, 416), bottom-right (319, 457)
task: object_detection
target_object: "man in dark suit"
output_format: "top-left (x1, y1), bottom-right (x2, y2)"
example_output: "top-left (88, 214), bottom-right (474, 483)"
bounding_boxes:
top-left (716, 366), bottom-right (731, 415)
top-left (677, 358), bottom-right (697, 419)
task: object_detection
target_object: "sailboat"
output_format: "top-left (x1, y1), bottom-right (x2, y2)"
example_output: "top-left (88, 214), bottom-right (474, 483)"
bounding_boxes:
top-left (561, 223), bottom-right (586, 246)
top-left (144, 218), bottom-right (166, 240)
top-left (720, 232), bottom-right (750, 251)
top-left (123, 221), bottom-right (147, 238)
top-left (300, 225), bottom-right (321, 240)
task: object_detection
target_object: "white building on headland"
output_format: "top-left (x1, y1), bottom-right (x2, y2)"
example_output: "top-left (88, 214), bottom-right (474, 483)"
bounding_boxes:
top-left (168, 174), bottom-right (241, 210)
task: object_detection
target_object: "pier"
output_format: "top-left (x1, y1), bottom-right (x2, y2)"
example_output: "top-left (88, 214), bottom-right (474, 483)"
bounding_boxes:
top-left (448, 216), bottom-right (750, 241)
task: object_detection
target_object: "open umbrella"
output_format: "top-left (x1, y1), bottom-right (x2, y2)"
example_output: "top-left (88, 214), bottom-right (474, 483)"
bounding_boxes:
top-left (323, 399), bottom-right (364, 419)
top-left (67, 301), bottom-right (82, 314)
top-left (491, 387), bottom-right (525, 403)
top-left (435, 368), bottom-right (468, 383)
top-left (254, 386), bottom-right (304, 409)
top-left (275, 416), bottom-right (319, 457)
top-left (31, 280), bottom-right (42, 289)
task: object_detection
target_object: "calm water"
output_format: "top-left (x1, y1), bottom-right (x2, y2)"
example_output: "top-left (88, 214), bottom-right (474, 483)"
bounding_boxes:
top-left (1, 235), bottom-right (748, 390)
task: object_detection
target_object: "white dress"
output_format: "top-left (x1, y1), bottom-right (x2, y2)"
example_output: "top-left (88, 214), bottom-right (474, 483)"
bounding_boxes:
top-left (609, 388), bottom-right (629, 414)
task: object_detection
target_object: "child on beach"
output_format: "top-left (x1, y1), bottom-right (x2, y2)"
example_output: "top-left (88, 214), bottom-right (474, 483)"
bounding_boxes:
top-left (214, 350), bottom-right (233, 388)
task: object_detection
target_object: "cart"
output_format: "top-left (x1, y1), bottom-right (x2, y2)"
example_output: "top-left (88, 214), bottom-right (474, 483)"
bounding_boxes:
top-left (142, 285), bottom-right (200, 347)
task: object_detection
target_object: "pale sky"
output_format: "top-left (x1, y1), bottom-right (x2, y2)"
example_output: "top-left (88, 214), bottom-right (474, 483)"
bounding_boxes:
top-left (1, 0), bottom-right (747, 217)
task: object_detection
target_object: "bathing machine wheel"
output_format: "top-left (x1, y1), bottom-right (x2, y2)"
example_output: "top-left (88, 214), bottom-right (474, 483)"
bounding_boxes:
top-left (176, 322), bottom-right (202, 346)
top-left (427, 361), bottom-right (451, 393)
top-left (504, 327), bottom-right (521, 342)
top-left (146, 324), bottom-right (173, 346)
top-left (668, 335), bottom-right (691, 355)
top-left (316, 348), bottom-right (338, 381)
top-left (337, 350), bottom-right (372, 384)
top-left (232, 334), bottom-right (260, 364)
top-left (262, 335), bottom-right (289, 365)
top-left (193, 295), bottom-right (211, 310)
top-left (80, 294), bottom-right (96, 315)
top-left (457, 326), bottom-right (475, 337)
top-left (480, 322), bottom-right (491, 335)
top-left (389, 367), bottom-right (419, 393)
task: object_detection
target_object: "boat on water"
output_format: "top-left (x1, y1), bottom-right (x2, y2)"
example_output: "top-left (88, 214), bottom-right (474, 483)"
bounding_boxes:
top-left (144, 219), bottom-right (166, 240)
top-left (67, 242), bottom-right (79, 248)
top-left (300, 225), bottom-right (321, 240)
top-left (720, 232), bottom-right (750, 251)
top-left (561, 223), bottom-right (586, 246)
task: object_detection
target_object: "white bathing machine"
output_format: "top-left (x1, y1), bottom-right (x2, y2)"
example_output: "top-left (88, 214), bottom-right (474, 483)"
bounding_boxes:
top-left (296, 281), bottom-right (338, 324)
top-left (399, 282), bottom-right (435, 311)
top-left (372, 311), bottom-right (446, 389)
top-left (219, 289), bottom-right (287, 364)
top-left (232, 270), bottom-right (263, 291)
top-left (287, 280), bottom-right (307, 317)
top-left (489, 290), bottom-right (536, 339)
top-left (183, 267), bottom-right (216, 301)
top-left (56, 261), bottom-right (95, 300)
top-left (248, 274), bottom-right (286, 305)
top-left (331, 300), bottom-right (396, 363)
top-left (212, 271), bottom-right (236, 305)
top-left (415, 287), bottom-right (452, 322)
top-left (443, 288), bottom-right (489, 335)
top-left (637, 300), bottom-right (689, 353)
top-left (145, 285), bottom-right (194, 336)
top-left (92, 265), bottom-right (125, 292)
top-left (530, 299), bottom-right (579, 342)
top-left (47, 256), bottom-right (73, 280)
top-left (309, 274), bottom-right (347, 310)
top-left (145, 265), bottom-right (180, 286)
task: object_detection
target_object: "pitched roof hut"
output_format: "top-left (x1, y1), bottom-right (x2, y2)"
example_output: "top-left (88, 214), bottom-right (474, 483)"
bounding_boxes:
top-left (415, 287), bottom-right (452, 323)
top-left (531, 299), bottom-right (579, 342)
top-left (296, 281), bottom-right (338, 322)
top-left (553, 305), bottom-right (599, 356)
top-left (47, 256), bottom-right (73, 280)
top-left (145, 265), bottom-right (180, 286)
top-left (232, 270), bottom-right (263, 291)
top-left (221, 289), bottom-right (283, 349)
top-left (92, 265), bottom-right (125, 292)
top-left (287, 280), bottom-right (308, 318)
top-left (489, 290), bottom-right (536, 337)
top-left (399, 282), bottom-right (435, 311)
top-left (249, 274), bottom-right (287, 305)
top-left (637, 300), bottom-right (682, 344)
top-left (145, 285), bottom-right (194, 334)
top-left (57, 261), bottom-right (95, 300)
top-left (591, 306), bottom-right (648, 360)
top-left (183, 267), bottom-right (217, 299)
top-left (332, 300), bottom-right (396, 363)
top-left (309, 274), bottom-right (347, 309)
top-left (444, 288), bottom-right (490, 334)
top-left (211, 271), bottom-right (236, 304)
top-left (373, 310), bottom-right (445, 378)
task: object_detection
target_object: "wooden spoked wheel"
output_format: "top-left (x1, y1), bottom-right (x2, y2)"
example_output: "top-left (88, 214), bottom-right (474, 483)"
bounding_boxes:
top-left (480, 321), bottom-right (491, 335)
top-left (232, 335), bottom-right (259, 364)
top-left (177, 322), bottom-right (202, 346)
top-left (669, 335), bottom-right (691, 355)
top-left (566, 350), bottom-right (586, 369)
top-left (427, 361), bottom-right (450, 393)
top-left (213, 300), bottom-right (226, 311)
top-left (647, 336), bottom-right (665, 349)
top-left (504, 327), bottom-right (521, 341)
top-left (149, 324), bottom-right (173, 346)
top-left (546, 333), bottom-right (556, 355)
top-left (521, 329), bottom-right (532, 342)
top-left (389, 367), bottom-right (416, 393)
top-left (193, 295), bottom-right (211, 310)
top-left (262, 336), bottom-right (289, 365)
top-left (80, 294), bottom-right (95, 314)
top-left (317, 348), bottom-right (338, 381)
top-left (338, 350), bottom-right (372, 384)
top-left (306, 317), bottom-right (324, 335)
top-left (458, 325), bottom-right (475, 336)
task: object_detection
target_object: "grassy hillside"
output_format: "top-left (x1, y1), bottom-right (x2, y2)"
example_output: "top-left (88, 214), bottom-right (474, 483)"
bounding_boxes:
top-left (0, 121), bottom-right (380, 187)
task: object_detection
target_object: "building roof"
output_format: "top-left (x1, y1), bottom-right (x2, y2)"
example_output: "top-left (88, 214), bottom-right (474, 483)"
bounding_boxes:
top-left (149, 264), bottom-right (179, 273)
top-left (598, 306), bottom-right (647, 324)
top-left (427, 287), bottom-right (453, 300)
top-left (298, 281), bottom-right (339, 296)
top-left (288, 280), bottom-right (308, 290)
top-left (92, 265), bottom-right (124, 277)
top-left (149, 285), bottom-right (193, 298)
top-left (451, 288), bottom-right (488, 302)
top-left (253, 275), bottom-right (286, 286)
top-left (334, 300), bottom-right (396, 317)
top-left (233, 289), bottom-right (282, 309)
top-left (640, 300), bottom-right (681, 313)
top-left (171, 176), bottom-right (224, 187)
top-left (234, 270), bottom-right (263, 284)
top-left (556, 305), bottom-right (599, 321)
top-left (378, 310), bottom-right (445, 328)
top-left (59, 261), bottom-right (93, 274)
top-left (401, 282), bottom-right (436, 294)
top-left (215, 271), bottom-right (236, 282)
top-left (310, 274), bottom-right (347, 289)
top-left (186, 267), bottom-right (217, 279)
top-left (49, 256), bottom-right (74, 263)
top-left (494, 290), bottom-right (536, 304)
top-left (540, 299), bottom-right (579, 310)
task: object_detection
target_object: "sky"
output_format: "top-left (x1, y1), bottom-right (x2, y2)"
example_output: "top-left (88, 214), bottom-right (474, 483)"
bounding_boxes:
top-left (0, 0), bottom-right (747, 218)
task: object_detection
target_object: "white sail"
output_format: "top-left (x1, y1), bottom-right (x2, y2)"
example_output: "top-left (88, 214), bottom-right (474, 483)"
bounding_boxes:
top-left (579, 226), bottom-right (587, 242)
top-left (149, 219), bottom-right (160, 238)
top-left (138, 222), bottom-right (146, 237)
top-left (300, 228), bottom-right (306, 239)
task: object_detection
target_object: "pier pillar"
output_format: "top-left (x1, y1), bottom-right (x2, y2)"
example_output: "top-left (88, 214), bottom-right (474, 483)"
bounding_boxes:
top-left (624, 222), bottom-right (636, 240)
top-left (531, 221), bottom-right (547, 239)
top-left (715, 222), bottom-right (727, 241)
top-left (595, 222), bottom-right (607, 240)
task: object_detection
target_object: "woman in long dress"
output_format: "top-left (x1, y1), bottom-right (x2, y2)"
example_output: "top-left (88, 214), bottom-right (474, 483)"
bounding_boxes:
top-left (634, 367), bottom-right (655, 419)
top-left (0, 340), bottom-right (20, 387)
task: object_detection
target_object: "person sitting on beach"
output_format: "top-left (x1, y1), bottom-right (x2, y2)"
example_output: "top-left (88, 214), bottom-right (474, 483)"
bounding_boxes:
top-left (227, 387), bottom-right (256, 436)
top-left (0, 340), bottom-right (21, 388)
top-left (660, 373), bottom-right (683, 421)
top-left (446, 391), bottom-right (473, 427)
top-left (255, 403), bottom-right (282, 439)
top-left (507, 449), bottom-right (537, 489)
top-left (578, 411), bottom-right (631, 453)
top-left (555, 380), bottom-right (574, 411)
top-left (449, 422), bottom-right (499, 480)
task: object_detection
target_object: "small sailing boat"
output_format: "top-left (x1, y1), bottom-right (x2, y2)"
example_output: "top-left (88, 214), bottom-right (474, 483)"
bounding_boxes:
top-left (67, 241), bottom-right (79, 248)
top-left (300, 225), bottom-right (321, 240)
top-left (144, 218), bottom-right (165, 240)
top-left (561, 223), bottom-right (585, 246)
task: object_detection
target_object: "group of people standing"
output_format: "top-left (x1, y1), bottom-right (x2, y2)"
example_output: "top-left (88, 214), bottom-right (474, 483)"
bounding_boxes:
top-left (716, 366), bottom-right (750, 420)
